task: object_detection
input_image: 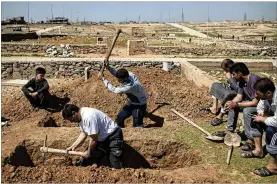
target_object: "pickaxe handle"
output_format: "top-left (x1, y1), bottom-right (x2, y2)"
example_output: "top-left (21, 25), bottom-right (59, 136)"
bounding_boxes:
top-left (100, 28), bottom-right (122, 74)
top-left (226, 145), bottom-right (233, 165)
top-left (40, 147), bottom-right (84, 156)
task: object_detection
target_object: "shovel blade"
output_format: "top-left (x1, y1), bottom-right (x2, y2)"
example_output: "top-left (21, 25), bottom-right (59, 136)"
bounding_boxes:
top-left (205, 135), bottom-right (224, 142)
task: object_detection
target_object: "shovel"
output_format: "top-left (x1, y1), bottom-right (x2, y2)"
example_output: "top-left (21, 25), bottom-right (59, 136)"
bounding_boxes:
top-left (224, 132), bottom-right (241, 165)
top-left (171, 109), bottom-right (224, 141)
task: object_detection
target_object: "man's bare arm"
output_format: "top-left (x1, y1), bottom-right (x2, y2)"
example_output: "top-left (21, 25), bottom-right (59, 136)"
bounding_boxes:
top-left (67, 132), bottom-right (87, 151)
top-left (238, 98), bottom-right (259, 108)
top-left (87, 134), bottom-right (98, 156)
top-left (232, 94), bottom-right (243, 103)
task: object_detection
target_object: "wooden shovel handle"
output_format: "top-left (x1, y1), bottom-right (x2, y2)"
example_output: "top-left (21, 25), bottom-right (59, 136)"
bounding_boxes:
top-left (171, 109), bottom-right (212, 136)
top-left (227, 145), bottom-right (233, 165)
top-left (40, 147), bottom-right (84, 156)
top-left (100, 29), bottom-right (122, 74)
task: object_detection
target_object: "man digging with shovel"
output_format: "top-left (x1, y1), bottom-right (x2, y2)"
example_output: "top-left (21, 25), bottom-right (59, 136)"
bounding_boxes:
top-left (62, 104), bottom-right (124, 169)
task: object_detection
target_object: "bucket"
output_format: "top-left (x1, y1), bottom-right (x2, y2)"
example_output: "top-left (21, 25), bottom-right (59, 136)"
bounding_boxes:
top-left (84, 67), bottom-right (89, 81)
top-left (162, 62), bottom-right (171, 71)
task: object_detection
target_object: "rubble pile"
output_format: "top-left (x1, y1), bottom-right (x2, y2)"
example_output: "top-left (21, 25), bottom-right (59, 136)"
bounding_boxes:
top-left (45, 44), bottom-right (74, 57)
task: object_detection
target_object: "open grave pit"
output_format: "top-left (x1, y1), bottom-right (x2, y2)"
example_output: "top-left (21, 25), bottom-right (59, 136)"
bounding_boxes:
top-left (2, 139), bottom-right (201, 183)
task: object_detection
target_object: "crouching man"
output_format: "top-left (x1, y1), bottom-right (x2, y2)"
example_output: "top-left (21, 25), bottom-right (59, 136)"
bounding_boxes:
top-left (247, 78), bottom-right (276, 176)
top-left (62, 104), bottom-right (123, 169)
top-left (22, 67), bottom-right (50, 110)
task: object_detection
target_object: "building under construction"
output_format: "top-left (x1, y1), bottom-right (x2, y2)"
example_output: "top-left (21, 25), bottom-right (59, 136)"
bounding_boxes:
top-left (1, 16), bottom-right (26, 25)
top-left (46, 17), bottom-right (69, 24)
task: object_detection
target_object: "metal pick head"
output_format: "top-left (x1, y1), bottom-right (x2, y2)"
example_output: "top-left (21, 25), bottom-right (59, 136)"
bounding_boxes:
top-left (42, 135), bottom-right (47, 163)
top-left (117, 28), bottom-right (122, 34)
top-left (44, 135), bottom-right (47, 147)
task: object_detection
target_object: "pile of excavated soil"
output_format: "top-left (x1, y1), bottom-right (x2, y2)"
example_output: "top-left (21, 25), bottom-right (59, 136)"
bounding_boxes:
top-left (1, 68), bottom-right (223, 183)
top-left (2, 164), bottom-right (227, 183)
top-left (1, 68), bottom-right (213, 126)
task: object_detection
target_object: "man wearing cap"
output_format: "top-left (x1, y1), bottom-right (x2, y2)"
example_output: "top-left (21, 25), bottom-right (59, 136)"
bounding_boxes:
top-left (99, 63), bottom-right (147, 128)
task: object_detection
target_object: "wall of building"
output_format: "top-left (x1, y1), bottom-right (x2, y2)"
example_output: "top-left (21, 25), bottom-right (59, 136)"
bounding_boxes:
top-left (127, 40), bottom-right (146, 55)
top-left (146, 46), bottom-right (277, 57)
top-left (1, 32), bottom-right (38, 42)
top-left (1, 59), bottom-right (180, 80)
top-left (1, 43), bottom-right (108, 54)
top-left (127, 40), bottom-right (277, 57)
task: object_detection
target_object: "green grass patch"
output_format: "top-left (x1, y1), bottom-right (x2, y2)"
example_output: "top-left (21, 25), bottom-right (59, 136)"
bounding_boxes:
top-left (169, 119), bottom-right (276, 183)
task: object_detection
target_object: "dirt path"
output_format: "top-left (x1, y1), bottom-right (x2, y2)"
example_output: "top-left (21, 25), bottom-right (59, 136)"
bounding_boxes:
top-left (167, 23), bottom-right (209, 38)
top-left (36, 26), bottom-right (63, 36)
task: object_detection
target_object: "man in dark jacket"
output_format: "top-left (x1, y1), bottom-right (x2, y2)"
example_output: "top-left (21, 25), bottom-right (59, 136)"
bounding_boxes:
top-left (22, 67), bottom-right (50, 110)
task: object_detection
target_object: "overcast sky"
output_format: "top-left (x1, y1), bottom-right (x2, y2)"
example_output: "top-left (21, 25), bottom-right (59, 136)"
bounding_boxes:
top-left (1, 1), bottom-right (277, 22)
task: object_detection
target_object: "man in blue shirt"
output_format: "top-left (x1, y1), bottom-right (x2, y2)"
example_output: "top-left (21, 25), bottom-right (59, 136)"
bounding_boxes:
top-left (99, 63), bottom-right (147, 128)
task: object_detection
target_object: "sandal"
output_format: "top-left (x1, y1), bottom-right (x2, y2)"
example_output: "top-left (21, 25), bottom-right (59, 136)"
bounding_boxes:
top-left (199, 106), bottom-right (221, 115)
top-left (199, 106), bottom-right (212, 112)
top-left (241, 151), bottom-right (263, 158)
top-left (210, 117), bottom-right (223, 126)
top-left (240, 142), bottom-right (255, 151)
top-left (253, 167), bottom-right (277, 177)
top-left (212, 131), bottom-right (226, 137)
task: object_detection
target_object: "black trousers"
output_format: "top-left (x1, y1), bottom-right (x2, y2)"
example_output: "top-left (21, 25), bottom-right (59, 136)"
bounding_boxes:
top-left (23, 89), bottom-right (50, 108)
top-left (81, 127), bottom-right (124, 169)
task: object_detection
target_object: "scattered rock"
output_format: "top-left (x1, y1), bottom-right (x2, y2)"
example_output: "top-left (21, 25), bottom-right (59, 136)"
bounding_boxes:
top-left (45, 44), bottom-right (74, 58)
top-left (10, 172), bottom-right (16, 178)
top-left (8, 166), bottom-right (15, 173)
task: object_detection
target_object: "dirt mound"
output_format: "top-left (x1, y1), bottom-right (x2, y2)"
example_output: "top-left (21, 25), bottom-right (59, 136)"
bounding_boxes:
top-left (1, 68), bottom-right (230, 183)
top-left (2, 164), bottom-right (228, 183)
top-left (1, 68), bottom-right (213, 126)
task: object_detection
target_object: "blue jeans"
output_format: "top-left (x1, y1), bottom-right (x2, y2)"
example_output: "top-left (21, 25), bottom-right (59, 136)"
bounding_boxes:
top-left (115, 104), bottom-right (147, 128)
top-left (227, 106), bottom-right (257, 136)
top-left (265, 126), bottom-right (277, 156)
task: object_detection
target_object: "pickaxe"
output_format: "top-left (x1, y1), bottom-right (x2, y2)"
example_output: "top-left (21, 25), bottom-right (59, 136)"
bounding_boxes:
top-left (41, 135), bottom-right (84, 162)
top-left (99, 28), bottom-right (122, 75)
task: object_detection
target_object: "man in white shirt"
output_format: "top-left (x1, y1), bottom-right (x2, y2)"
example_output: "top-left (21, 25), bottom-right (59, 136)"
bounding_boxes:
top-left (99, 63), bottom-right (147, 128)
top-left (245, 78), bottom-right (276, 177)
top-left (62, 104), bottom-right (123, 169)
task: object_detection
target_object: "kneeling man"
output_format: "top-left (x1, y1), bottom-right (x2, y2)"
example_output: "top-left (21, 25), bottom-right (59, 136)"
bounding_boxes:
top-left (62, 104), bottom-right (123, 169)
